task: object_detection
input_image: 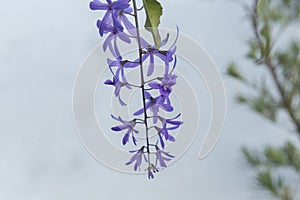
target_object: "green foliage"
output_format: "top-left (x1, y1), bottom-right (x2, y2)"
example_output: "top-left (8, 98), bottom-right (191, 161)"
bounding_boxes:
top-left (241, 146), bottom-right (262, 167)
top-left (242, 142), bottom-right (299, 199)
top-left (228, 0), bottom-right (300, 199)
top-left (142, 0), bottom-right (162, 48)
top-left (256, 169), bottom-right (294, 200)
top-left (257, 169), bottom-right (281, 197)
top-left (250, 84), bottom-right (279, 121)
top-left (242, 142), bottom-right (300, 170)
top-left (246, 40), bottom-right (261, 62)
top-left (231, 84), bottom-right (279, 121)
top-left (265, 146), bottom-right (286, 165)
top-left (275, 41), bottom-right (300, 96)
top-left (283, 142), bottom-right (300, 172)
top-left (226, 62), bottom-right (244, 80)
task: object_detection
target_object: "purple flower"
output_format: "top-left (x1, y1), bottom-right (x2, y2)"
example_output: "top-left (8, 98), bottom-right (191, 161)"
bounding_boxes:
top-left (104, 76), bottom-right (129, 106)
top-left (155, 114), bottom-right (183, 148)
top-left (160, 113), bottom-right (183, 127)
top-left (90, 0), bottom-right (130, 35)
top-left (107, 57), bottom-right (139, 82)
top-left (97, 20), bottom-right (131, 54)
top-left (146, 164), bottom-right (159, 179)
top-left (155, 146), bottom-right (174, 168)
top-left (141, 46), bottom-right (175, 77)
top-left (161, 48), bottom-right (177, 75)
top-left (111, 115), bottom-right (139, 145)
top-left (156, 125), bottom-right (176, 149)
top-left (149, 73), bottom-right (177, 97)
top-left (140, 29), bottom-right (179, 76)
top-left (133, 92), bottom-right (173, 123)
top-left (125, 146), bottom-right (147, 171)
top-left (116, 8), bottom-right (137, 35)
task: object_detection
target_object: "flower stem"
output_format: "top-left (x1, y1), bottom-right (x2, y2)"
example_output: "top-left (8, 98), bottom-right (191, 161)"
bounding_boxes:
top-left (144, 77), bottom-right (162, 84)
top-left (132, 0), bottom-right (151, 166)
top-left (127, 83), bottom-right (141, 88)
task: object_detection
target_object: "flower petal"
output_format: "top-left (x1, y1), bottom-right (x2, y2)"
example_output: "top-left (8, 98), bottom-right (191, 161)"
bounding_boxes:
top-left (113, 37), bottom-right (121, 58)
top-left (161, 103), bottom-right (173, 112)
top-left (103, 34), bottom-right (114, 51)
top-left (147, 54), bottom-right (154, 76)
top-left (122, 133), bottom-right (130, 145)
top-left (167, 134), bottom-right (175, 142)
top-left (148, 82), bottom-right (161, 89)
top-left (125, 152), bottom-right (139, 165)
top-left (132, 133), bottom-right (137, 145)
top-left (160, 33), bottom-right (170, 47)
top-left (113, 0), bottom-right (129, 10)
top-left (104, 79), bottom-right (114, 85)
top-left (90, 0), bottom-right (108, 10)
top-left (111, 124), bottom-right (127, 131)
top-left (141, 54), bottom-right (149, 62)
top-left (120, 14), bottom-right (136, 34)
top-left (124, 61), bottom-right (139, 68)
top-left (148, 171), bottom-right (154, 179)
top-left (158, 132), bottom-right (165, 149)
top-left (118, 32), bottom-right (131, 43)
top-left (111, 114), bottom-right (119, 121)
top-left (133, 108), bottom-right (144, 116)
top-left (167, 125), bottom-right (180, 130)
top-left (112, 13), bottom-right (123, 31)
top-left (157, 152), bottom-right (167, 168)
top-left (160, 150), bottom-right (175, 158)
top-left (134, 155), bottom-right (142, 171)
top-left (167, 120), bottom-right (183, 126)
top-left (118, 96), bottom-right (127, 106)
top-left (144, 91), bottom-right (152, 99)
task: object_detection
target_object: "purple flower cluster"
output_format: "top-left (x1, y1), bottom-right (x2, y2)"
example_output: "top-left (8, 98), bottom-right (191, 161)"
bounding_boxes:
top-left (90, 0), bottom-right (183, 179)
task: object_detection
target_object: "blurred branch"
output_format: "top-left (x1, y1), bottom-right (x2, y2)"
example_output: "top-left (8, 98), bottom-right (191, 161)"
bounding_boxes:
top-left (228, 0), bottom-right (300, 199)
top-left (252, 0), bottom-right (300, 134)
top-left (256, 169), bottom-right (294, 200)
top-left (242, 142), bottom-right (300, 200)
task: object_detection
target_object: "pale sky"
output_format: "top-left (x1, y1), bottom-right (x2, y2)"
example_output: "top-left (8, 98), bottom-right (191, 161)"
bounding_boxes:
top-left (0, 0), bottom-right (298, 199)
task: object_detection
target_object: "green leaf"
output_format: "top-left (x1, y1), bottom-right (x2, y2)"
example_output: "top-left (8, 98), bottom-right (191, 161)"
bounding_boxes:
top-left (260, 24), bottom-right (271, 55)
top-left (143, 0), bottom-right (162, 48)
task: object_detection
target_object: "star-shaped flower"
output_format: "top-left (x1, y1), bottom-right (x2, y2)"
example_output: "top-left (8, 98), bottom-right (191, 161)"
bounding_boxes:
top-left (90, 0), bottom-right (130, 35)
top-left (104, 76), bottom-right (129, 106)
top-left (111, 115), bottom-right (139, 145)
top-left (133, 92), bottom-right (173, 123)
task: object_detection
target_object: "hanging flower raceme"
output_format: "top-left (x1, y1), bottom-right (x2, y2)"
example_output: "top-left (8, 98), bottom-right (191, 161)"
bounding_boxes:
top-left (90, 0), bottom-right (183, 179)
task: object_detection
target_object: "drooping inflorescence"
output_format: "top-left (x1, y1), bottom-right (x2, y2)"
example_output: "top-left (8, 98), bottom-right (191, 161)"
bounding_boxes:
top-left (90, 0), bottom-right (183, 179)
